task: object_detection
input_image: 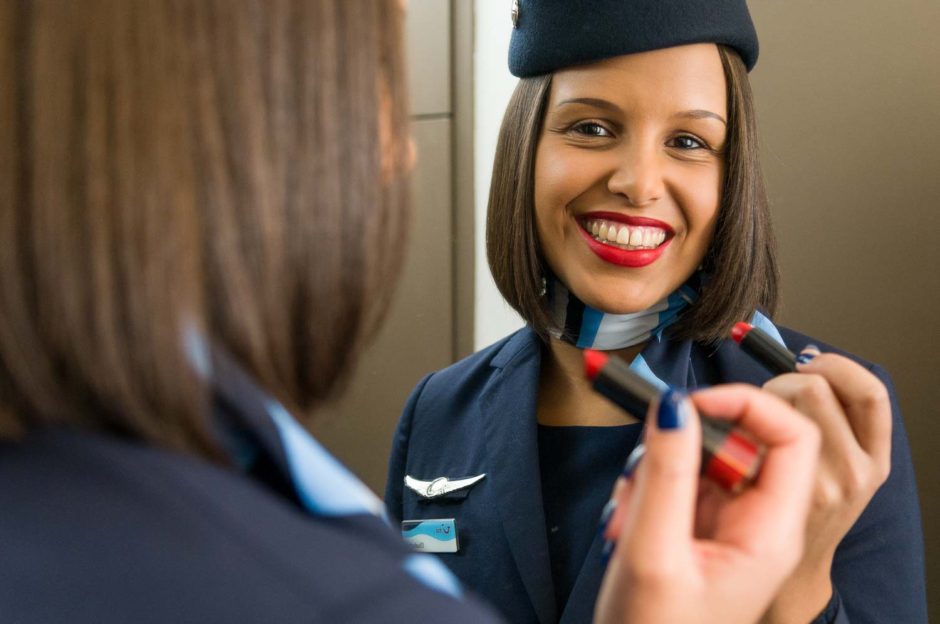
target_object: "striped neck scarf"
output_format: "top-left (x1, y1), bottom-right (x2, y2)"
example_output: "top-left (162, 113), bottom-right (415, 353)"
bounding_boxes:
top-left (547, 275), bottom-right (699, 351)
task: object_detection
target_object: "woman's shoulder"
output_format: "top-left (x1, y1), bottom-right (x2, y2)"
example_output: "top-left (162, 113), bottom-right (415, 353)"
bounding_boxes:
top-left (394, 327), bottom-right (544, 433)
top-left (681, 319), bottom-right (896, 393)
top-left (769, 325), bottom-right (899, 408)
top-left (416, 326), bottom-right (541, 394)
top-left (0, 428), bottom-right (493, 623)
top-left (775, 324), bottom-right (888, 377)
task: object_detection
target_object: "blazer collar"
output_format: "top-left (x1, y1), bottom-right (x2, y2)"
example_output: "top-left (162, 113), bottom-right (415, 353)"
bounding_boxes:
top-left (480, 328), bottom-right (557, 624)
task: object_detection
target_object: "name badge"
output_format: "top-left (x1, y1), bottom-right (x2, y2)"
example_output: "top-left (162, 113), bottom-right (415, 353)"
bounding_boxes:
top-left (401, 518), bottom-right (459, 553)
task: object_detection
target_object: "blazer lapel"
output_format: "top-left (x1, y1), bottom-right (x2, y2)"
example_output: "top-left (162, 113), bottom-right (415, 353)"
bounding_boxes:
top-left (480, 329), bottom-right (557, 624)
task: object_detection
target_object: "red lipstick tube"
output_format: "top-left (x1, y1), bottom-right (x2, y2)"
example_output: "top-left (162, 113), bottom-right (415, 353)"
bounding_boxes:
top-left (731, 322), bottom-right (797, 376)
top-left (584, 349), bottom-right (763, 493)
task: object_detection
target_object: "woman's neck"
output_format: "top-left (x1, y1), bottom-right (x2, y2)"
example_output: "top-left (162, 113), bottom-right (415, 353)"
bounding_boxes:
top-left (537, 337), bottom-right (644, 427)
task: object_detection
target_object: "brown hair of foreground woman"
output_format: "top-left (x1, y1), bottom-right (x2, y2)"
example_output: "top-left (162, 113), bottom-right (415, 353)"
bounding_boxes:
top-left (0, 0), bottom-right (411, 454)
top-left (486, 45), bottom-right (777, 344)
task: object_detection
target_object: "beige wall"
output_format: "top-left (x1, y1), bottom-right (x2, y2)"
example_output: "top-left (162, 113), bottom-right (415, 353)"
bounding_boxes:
top-left (748, 2), bottom-right (940, 617)
top-left (314, 0), bottom-right (475, 490)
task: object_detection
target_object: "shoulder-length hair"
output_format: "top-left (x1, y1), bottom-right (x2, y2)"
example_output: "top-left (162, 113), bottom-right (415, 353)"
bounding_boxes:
top-left (486, 45), bottom-right (778, 345)
top-left (0, 0), bottom-right (410, 457)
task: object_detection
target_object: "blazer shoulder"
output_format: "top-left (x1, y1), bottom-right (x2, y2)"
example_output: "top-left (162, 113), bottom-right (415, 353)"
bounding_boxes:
top-left (1, 429), bottom-right (499, 623)
top-left (414, 326), bottom-right (541, 405)
top-left (775, 324), bottom-right (881, 371)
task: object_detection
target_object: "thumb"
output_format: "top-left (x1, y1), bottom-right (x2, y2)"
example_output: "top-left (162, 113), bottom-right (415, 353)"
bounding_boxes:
top-left (617, 389), bottom-right (701, 565)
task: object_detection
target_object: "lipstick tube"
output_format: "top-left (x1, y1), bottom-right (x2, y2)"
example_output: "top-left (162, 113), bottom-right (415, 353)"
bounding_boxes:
top-left (584, 349), bottom-right (763, 493)
top-left (731, 322), bottom-right (797, 376)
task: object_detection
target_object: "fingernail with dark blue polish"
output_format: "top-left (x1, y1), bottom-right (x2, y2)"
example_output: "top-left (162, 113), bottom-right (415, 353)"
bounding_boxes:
top-left (657, 389), bottom-right (687, 430)
top-left (598, 498), bottom-right (616, 536)
top-left (796, 345), bottom-right (820, 365)
top-left (622, 443), bottom-right (645, 477)
top-left (601, 539), bottom-right (615, 564)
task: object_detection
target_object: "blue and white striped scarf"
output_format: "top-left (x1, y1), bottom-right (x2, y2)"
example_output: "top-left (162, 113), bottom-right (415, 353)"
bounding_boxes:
top-left (547, 276), bottom-right (698, 350)
top-left (547, 274), bottom-right (787, 390)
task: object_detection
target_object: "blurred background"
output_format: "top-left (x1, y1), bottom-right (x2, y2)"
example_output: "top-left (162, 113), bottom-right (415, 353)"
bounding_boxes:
top-left (313, 1), bottom-right (939, 617)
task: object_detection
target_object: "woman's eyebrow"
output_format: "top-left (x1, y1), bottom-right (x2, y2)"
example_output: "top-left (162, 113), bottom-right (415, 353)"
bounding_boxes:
top-left (555, 97), bottom-right (622, 112)
top-left (555, 99), bottom-right (726, 127)
top-left (674, 109), bottom-right (727, 126)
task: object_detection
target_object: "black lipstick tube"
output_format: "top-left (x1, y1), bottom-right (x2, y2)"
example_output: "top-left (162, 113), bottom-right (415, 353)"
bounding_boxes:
top-left (732, 322), bottom-right (797, 376)
top-left (585, 350), bottom-right (763, 493)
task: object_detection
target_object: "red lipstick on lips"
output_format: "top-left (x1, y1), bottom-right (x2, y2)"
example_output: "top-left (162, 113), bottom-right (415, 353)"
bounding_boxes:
top-left (578, 211), bottom-right (674, 268)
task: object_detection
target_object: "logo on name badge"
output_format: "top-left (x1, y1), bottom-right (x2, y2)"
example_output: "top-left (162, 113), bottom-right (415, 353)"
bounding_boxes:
top-left (401, 518), bottom-right (459, 553)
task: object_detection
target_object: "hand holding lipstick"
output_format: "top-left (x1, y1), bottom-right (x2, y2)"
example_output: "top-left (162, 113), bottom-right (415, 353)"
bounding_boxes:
top-left (594, 385), bottom-right (820, 624)
top-left (758, 348), bottom-right (893, 623)
top-left (730, 326), bottom-right (896, 621)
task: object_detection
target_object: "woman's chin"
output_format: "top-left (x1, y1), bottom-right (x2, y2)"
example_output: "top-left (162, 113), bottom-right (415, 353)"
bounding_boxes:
top-left (562, 268), bottom-right (693, 314)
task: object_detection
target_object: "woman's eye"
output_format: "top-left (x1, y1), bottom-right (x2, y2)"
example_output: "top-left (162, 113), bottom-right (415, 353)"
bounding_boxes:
top-left (669, 135), bottom-right (706, 150)
top-left (571, 122), bottom-right (611, 138)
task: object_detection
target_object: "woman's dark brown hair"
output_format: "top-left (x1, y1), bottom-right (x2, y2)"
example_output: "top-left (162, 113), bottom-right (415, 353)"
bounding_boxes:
top-left (0, 0), bottom-right (410, 456)
top-left (486, 45), bottom-right (778, 344)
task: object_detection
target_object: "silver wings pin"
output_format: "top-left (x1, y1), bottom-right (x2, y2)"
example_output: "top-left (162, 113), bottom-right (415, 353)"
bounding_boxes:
top-left (404, 474), bottom-right (486, 499)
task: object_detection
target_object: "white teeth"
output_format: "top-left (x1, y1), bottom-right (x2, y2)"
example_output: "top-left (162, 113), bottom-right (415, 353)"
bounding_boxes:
top-left (582, 218), bottom-right (669, 250)
top-left (616, 226), bottom-right (629, 244)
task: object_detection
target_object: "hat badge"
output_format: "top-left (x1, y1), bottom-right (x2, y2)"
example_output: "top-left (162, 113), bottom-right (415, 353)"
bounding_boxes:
top-left (511, 0), bottom-right (520, 28)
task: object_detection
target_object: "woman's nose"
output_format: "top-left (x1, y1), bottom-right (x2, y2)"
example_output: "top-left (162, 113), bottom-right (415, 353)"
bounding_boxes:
top-left (606, 144), bottom-right (664, 207)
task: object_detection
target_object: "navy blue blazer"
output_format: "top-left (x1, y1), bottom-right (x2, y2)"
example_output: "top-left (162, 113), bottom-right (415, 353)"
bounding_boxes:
top-left (0, 427), bottom-right (499, 623)
top-left (385, 326), bottom-right (927, 624)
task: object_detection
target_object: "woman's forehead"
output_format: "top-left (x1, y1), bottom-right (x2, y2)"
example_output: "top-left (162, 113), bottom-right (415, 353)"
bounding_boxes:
top-left (548, 44), bottom-right (727, 113)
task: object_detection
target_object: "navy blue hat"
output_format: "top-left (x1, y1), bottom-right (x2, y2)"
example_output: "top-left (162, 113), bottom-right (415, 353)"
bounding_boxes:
top-left (508, 0), bottom-right (759, 77)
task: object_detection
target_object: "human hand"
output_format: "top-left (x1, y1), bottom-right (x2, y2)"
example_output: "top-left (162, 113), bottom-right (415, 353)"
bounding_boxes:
top-left (594, 385), bottom-right (820, 624)
top-left (759, 348), bottom-right (892, 623)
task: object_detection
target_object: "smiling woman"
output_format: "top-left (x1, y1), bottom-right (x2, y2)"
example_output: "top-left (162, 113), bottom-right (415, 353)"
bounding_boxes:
top-left (488, 44), bottom-right (775, 345)
top-left (0, 1), bottom-right (501, 622)
top-left (385, 1), bottom-right (926, 623)
top-left (534, 45), bottom-right (726, 317)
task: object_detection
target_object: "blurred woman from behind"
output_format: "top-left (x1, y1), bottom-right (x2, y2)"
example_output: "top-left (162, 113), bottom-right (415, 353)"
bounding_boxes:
top-left (0, 1), bottom-right (501, 621)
